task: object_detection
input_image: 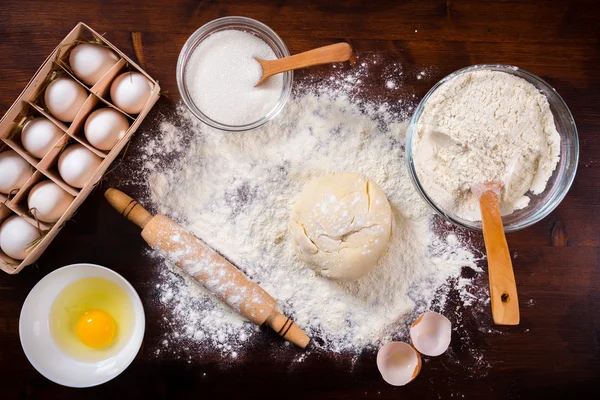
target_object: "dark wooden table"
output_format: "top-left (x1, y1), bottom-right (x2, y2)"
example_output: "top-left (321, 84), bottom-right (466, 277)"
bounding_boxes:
top-left (2, 1), bottom-right (600, 398)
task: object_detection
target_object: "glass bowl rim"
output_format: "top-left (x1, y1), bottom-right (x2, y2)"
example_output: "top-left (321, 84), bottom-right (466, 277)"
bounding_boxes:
top-left (405, 64), bottom-right (579, 232)
top-left (176, 16), bottom-right (293, 132)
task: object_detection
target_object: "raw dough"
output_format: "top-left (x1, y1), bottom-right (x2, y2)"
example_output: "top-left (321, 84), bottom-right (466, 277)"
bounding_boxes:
top-left (288, 172), bottom-right (392, 281)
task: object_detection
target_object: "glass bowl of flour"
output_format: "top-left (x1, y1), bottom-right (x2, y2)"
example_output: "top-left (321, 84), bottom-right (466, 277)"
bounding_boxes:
top-left (177, 16), bottom-right (293, 131)
top-left (406, 64), bottom-right (578, 232)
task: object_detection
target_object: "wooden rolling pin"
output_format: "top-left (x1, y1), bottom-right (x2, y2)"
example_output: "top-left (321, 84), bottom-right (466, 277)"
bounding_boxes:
top-left (105, 188), bottom-right (310, 348)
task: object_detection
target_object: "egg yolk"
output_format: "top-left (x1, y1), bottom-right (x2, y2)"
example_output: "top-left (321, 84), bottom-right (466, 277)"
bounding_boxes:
top-left (75, 310), bottom-right (116, 348)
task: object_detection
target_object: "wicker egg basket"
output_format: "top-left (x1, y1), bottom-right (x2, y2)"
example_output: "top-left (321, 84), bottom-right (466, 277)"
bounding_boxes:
top-left (0, 22), bottom-right (160, 274)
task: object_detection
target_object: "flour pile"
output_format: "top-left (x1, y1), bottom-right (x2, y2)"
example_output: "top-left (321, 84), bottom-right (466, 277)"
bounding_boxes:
top-left (413, 69), bottom-right (561, 221)
top-left (129, 61), bottom-right (480, 356)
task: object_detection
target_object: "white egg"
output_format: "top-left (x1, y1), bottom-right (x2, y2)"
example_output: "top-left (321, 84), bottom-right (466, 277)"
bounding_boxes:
top-left (110, 72), bottom-right (152, 114)
top-left (409, 311), bottom-right (452, 357)
top-left (44, 78), bottom-right (88, 123)
top-left (0, 150), bottom-right (34, 194)
top-left (27, 180), bottom-right (74, 223)
top-left (0, 215), bottom-right (41, 260)
top-left (69, 43), bottom-right (119, 86)
top-left (58, 144), bottom-right (102, 188)
top-left (21, 117), bottom-right (64, 159)
top-left (376, 342), bottom-right (422, 386)
top-left (84, 108), bottom-right (130, 151)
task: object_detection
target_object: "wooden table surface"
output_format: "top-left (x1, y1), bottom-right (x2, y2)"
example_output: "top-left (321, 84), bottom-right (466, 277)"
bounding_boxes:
top-left (1, 0), bottom-right (600, 398)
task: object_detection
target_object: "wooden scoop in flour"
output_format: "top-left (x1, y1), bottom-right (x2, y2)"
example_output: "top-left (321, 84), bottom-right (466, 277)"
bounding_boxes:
top-left (105, 188), bottom-right (310, 348)
top-left (255, 42), bottom-right (355, 86)
top-left (472, 182), bottom-right (520, 325)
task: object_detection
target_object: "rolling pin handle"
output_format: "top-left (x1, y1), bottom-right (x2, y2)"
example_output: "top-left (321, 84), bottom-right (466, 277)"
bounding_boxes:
top-left (104, 188), bottom-right (153, 229)
top-left (266, 310), bottom-right (310, 349)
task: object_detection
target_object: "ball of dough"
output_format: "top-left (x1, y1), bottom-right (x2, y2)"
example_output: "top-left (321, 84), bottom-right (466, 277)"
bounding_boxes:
top-left (288, 172), bottom-right (392, 281)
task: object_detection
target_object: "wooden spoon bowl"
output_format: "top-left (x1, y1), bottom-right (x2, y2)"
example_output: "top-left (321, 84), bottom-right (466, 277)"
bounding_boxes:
top-left (255, 42), bottom-right (355, 86)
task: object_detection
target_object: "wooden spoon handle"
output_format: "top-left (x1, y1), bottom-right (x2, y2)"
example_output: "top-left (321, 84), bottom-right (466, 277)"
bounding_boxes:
top-left (256, 42), bottom-right (353, 85)
top-left (479, 190), bottom-right (520, 325)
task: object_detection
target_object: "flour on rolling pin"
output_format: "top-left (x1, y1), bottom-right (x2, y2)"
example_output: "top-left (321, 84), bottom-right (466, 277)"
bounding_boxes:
top-left (143, 215), bottom-right (276, 324)
top-left (105, 189), bottom-right (309, 348)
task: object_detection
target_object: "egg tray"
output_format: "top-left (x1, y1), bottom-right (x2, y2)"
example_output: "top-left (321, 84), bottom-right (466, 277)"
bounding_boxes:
top-left (0, 22), bottom-right (160, 274)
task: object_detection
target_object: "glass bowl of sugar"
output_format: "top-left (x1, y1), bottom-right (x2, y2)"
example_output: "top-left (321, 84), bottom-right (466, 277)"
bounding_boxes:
top-left (177, 16), bottom-right (293, 131)
top-left (405, 64), bottom-right (579, 232)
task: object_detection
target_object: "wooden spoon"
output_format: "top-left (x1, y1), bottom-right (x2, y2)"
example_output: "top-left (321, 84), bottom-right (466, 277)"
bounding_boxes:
top-left (472, 182), bottom-right (520, 325)
top-left (255, 42), bottom-right (355, 86)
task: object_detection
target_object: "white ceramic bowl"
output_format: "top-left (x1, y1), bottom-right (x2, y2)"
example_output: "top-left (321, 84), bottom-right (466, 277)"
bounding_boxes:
top-left (19, 264), bottom-right (145, 388)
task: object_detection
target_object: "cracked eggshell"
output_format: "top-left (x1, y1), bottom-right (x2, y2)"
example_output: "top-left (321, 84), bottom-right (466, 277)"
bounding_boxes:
top-left (376, 342), bottom-right (421, 386)
top-left (410, 311), bottom-right (452, 357)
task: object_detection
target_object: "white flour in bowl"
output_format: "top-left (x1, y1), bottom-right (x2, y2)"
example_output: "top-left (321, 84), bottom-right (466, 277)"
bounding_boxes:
top-left (125, 60), bottom-right (484, 358)
top-left (413, 69), bottom-right (561, 221)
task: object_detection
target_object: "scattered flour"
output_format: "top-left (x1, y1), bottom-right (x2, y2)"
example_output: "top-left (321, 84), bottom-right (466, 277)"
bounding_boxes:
top-left (122, 58), bottom-right (488, 361)
top-left (413, 69), bottom-right (561, 221)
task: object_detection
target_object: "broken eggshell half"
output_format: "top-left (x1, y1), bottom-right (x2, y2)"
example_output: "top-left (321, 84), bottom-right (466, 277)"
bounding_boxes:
top-left (409, 311), bottom-right (452, 357)
top-left (376, 342), bottom-right (422, 386)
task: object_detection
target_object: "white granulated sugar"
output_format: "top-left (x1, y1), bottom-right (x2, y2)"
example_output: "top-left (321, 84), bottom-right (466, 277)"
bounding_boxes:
top-left (184, 30), bottom-right (283, 125)
top-left (413, 70), bottom-right (561, 221)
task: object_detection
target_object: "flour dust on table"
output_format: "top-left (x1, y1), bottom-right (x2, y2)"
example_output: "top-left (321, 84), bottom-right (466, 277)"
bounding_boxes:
top-left (121, 57), bottom-right (485, 359)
